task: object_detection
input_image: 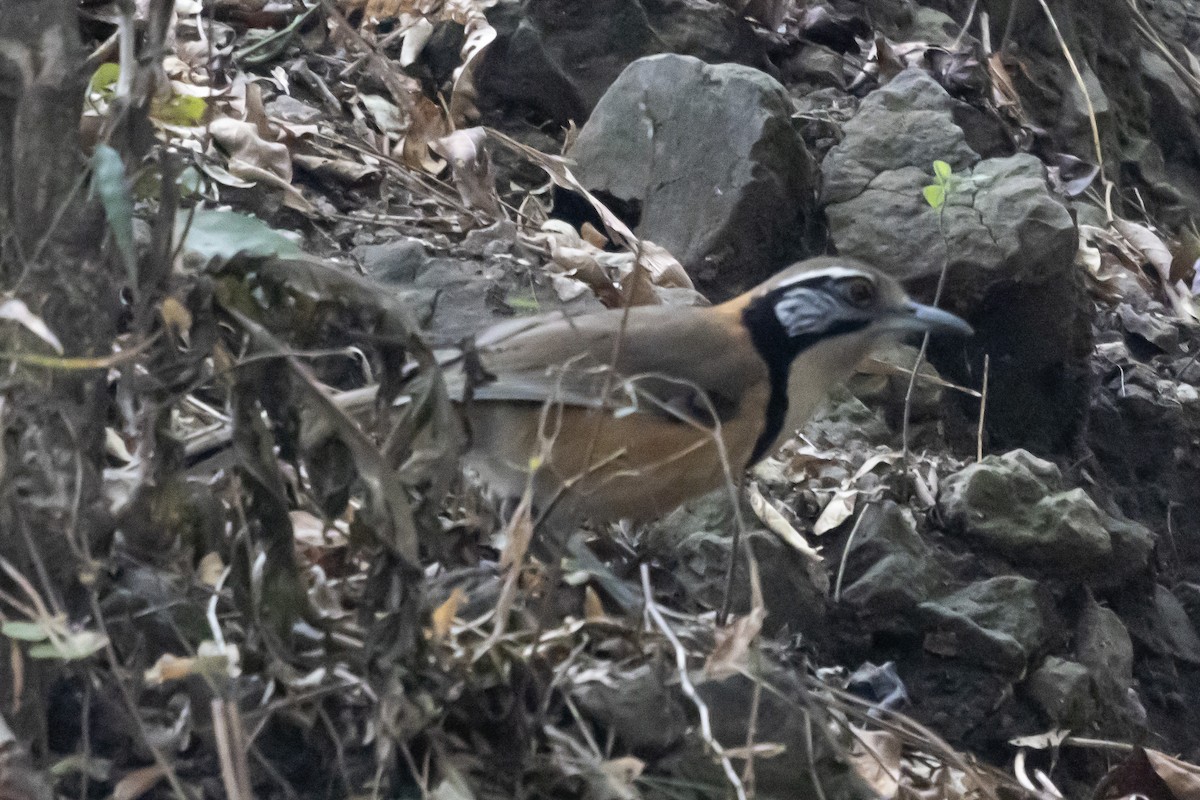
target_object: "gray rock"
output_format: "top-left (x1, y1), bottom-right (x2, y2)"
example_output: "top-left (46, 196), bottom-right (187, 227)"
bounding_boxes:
top-left (568, 54), bottom-right (815, 299)
top-left (821, 68), bottom-right (1087, 451)
top-left (902, 6), bottom-right (960, 45)
top-left (1025, 657), bottom-right (1097, 728)
top-left (827, 151), bottom-right (1072, 302)
top-left (572, 662), bottom-right (687, 754)
top-left (919, 575), bottom-right (1047, 671)
top-left (1177, 582), bottom-right (1200, 630)
top-left (1076, 596), bottom-right (1134, 695)
top-left (264, 94), bottom-right (323, 125)
top-left (667, 524), bottom-right (828, 639)
top-left (847, 341), bottom-right (945, 422)
top-left (938, 450), bottom-right (1154, 585)
top-left (1138, 50), bottom-right (1200, 219)
top-left (822, 70), bottom-right (979, 206)
top-left (840, 501), bottom-right (949, 618)
top-left (478, 0), bottom-right (768, 124)
top-left (803, 388), bottom-right (893, 449)
top-left (355, 238), bottom-right (430, 284)
top-left (1117, 303), bottom-right (1180, 351)
top-left (1121, 585), bottom-right (1200, 665)
top-left (645, 489), bottom-right (828, 636)
top-left (696, 669), bottom-right (877, 800)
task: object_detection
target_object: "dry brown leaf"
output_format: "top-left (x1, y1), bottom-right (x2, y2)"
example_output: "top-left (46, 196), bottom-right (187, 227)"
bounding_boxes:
top-left (290, 510), bottom-right (330, 548)
top-left (159, 295), bottom-right (193, 347)
top-left (209, 117), bottom-right (291, 182)
top-left (488, 128), bottom-right (694, 292)
top-left (429, 127), bottom-right (502, 216)
top-left (583, 586), bottom-right (606, 621)
top-left (228, 160), bottom-right (316, 213)
top-left (399, 93), bottom-right (451, 173)
top-left (617, 263), bottom-right (661, 308)
top-left (549, 273), bottom-right (592, 302)
top-left (431, 587), bottom-right (466, 640)
top-left (144, 653), bottom-right (197, 684)
top-left (1008, 730), bottom-right (1070, 749)
top-left (814, 488), bottom-right (857, 536)
top-left (399, 18), bottom-right (435, 67)
top-left (1114, 218), bottom-right (1197, 319)
top-left (599, 756), bottom-right (645, 797)
top-left (448, 10), bottom-right (497, 126)
top-left (1094, 746), bottom-right (1178, 800)
top-left (703, 606), bottom-right (766, 680)
top-left (580, 222), bottom-right (608, 249)
top-left (722, 742), bottom-right (787, 759)
top-left (875, 36), bottom-right (908, 82)
top-left (631, 240), bottom-right (692, 290)
top-left (1145, 748), bottom-right (1200, 800)
top-left (475, 489), bottom-right (534, 658)
top-left (113, 765), bottom-right (168, 800)
top-left (292, 154), bottom-right (380, 185)
top-left (198, 552), bottom-right (225, 587)
top-left (0, 298), bottom-right (63, 354)
top-left (747, 483), bottom-right (822, 560)
top-left (987, 53), bottom-right (1026, 122)
top-left (848, 728), bottom-right (903, 799)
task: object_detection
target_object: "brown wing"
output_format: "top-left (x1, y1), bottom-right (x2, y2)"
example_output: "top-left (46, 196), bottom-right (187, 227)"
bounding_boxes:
top-left (441, 304), bottom-right (765, 424)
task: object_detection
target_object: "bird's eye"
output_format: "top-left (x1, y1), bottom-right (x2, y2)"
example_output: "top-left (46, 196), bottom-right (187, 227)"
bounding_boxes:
top-left (843, 277), bottom-right (876, 307)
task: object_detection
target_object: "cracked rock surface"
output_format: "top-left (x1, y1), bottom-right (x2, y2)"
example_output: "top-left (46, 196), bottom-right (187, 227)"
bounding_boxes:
top-left (821, 68), bottom-right (1090, 452)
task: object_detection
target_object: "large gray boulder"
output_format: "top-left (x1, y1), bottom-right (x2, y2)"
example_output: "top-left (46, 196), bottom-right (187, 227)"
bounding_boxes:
top-left (919, 575), bottom-right (1048, 672)
top-left (821, 68), bottom-right (1088, 452)
top-left (839, 501), bottom-right (950, 622)
top-left (478, 0), bottom-right (769, 124)
top-left (568, 54), bottom-right (815, 298)
top-left (938, 450), bottom-right (1155, 585)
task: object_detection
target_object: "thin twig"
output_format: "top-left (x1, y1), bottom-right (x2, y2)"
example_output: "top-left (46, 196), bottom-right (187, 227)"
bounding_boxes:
top-left (902, 205), bottom-right (952, 474)
top-left (950, 0), bottom-right (979, 50)
top-left (833, 507), bottom-right (870, 603)
top-left (741, 668), bottom-right (762, 798)
top-left (641, 565), bottom-right (747, 800)
top-left (977, 353), bottom-right (989, 462)
top-left (1032, 0), bottom-right (1112, 220)
top-left (88, 594), bottom-right (192, 800)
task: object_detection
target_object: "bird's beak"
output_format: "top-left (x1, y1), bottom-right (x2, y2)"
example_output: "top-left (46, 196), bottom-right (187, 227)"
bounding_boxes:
top-left (884, 301), bottom-right (974, 336)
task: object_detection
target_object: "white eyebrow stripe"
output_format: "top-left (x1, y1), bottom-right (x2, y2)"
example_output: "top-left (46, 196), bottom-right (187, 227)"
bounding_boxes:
top-left (773, 265), bottom-right (867, 288)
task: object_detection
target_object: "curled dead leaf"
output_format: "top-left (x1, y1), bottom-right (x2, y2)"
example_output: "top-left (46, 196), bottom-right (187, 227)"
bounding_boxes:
top-left (430, 128), bottom-right (502, 217)
top-left (431, 587), bottom-right (466, 641)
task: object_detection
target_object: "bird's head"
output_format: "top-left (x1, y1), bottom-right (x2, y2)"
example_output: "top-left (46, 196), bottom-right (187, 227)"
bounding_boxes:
top-left (738, 257), bottom-right (972, 366)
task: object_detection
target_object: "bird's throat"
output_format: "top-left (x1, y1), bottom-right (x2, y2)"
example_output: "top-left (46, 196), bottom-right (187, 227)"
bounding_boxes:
top-left (742, 296), bottom-right (870, 465)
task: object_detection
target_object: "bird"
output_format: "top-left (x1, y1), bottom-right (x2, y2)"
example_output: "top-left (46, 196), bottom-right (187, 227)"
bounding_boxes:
top-left (437, 256), bottom-right (972, 526)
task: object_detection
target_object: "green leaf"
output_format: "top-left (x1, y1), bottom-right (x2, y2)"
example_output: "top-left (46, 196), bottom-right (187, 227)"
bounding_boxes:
top-left (2, 620), bottom-right (50, 642)
top-left (90, 144), bottom-right (138, 288)
top-left (153, 93), bottom-right (207, 126)
top-left (178, 166), bottom-right (204, 197)
top-left (28, 630), bottom-right (107, 661)
top-left (176, 208), bottom-right (305, 263)
top-left (88, 63), bottom-right (121, 99)
top-left (933, 160), bottom-right (953, 182)
top-left (923, 184), bottom-right (945, 209)
top-left (505, 294), bottom-right (541, 313)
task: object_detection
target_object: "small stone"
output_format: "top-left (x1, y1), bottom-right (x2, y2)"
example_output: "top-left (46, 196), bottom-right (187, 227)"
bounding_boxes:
top-left (1025, 657), bottom-right (1096, 728)
top-left (918, 575), bottom-right (1047, 672)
